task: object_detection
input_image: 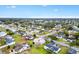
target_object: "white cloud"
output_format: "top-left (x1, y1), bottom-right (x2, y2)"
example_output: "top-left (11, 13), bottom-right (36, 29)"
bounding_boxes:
top-left (42, 5), bottom-right (47, 7)
top-left (0, 15), bottom-right (17, 18)
top-left (6, 5), bottom-right (16, 8)
top-left (11, 5), bottom-right (16, 8)
top-left (0, 16), bottom-right (9, 18)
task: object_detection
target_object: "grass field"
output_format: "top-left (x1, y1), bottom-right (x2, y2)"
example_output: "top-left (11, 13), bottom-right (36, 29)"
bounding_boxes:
top-left (26, 40), bottom-right (48, 54)
top-left (58, 46), bottom-right (69, 54)
top-left (0, 26), bottom-right (6, 32)
top-left (12, 34), bottom-right (26, 44)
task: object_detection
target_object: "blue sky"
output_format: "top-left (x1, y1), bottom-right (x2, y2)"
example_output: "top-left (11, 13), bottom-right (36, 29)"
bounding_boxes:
top-left (0, 5), bottom-right (79, 18)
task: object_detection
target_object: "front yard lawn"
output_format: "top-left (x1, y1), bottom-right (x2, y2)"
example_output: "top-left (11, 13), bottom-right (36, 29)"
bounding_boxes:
top-left (12, 34), bottom-right (25, 43)
top-left (26, 40), bottom-right (48, 54)
top-left (58, 46), bottom-right (69, 54)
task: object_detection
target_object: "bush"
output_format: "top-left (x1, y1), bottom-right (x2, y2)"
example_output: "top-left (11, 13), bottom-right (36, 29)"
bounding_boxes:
top-left (70, 42), bottom-right (76, 46)
top-left (48, 35), bottom-right (58, 40)
top-left (0, 39), bottom-right (6, 46)
top-left (7, 31), bottom-right (14, 35)
top-left (76, 39), bottom-right (79, 46)
top-left (4, 19), bottom-right (13, 24)
top-left (74, 32), bottom-right (79, 39)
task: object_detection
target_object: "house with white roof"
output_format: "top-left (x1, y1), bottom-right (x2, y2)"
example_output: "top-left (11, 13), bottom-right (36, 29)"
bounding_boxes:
top-left (33, 37), bottom-right (46, 45)
top-left (0, 32), bottom-right (7, 37)
top-left (72, 26), bottom-right (79, 32)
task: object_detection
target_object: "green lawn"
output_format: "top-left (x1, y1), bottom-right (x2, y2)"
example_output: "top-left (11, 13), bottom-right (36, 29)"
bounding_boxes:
top-left (0, 38), bottom-right (6, 46)
top-left (57, 38), bottom-right (66, 42)
top-left (30, 45), bottom-right (48, 54)
top-left (57, 38), bottom-right (70, 44)
top-left (12, 34), bottom-right (24, 43)
top-left (26, 40), bottom-right (48, 54)
top-left (0, 26), bottom-right (6, 32)
top-left (57, 38), bottom-right (66, 43)
top-left (58, 46), bottom-right (69, 54)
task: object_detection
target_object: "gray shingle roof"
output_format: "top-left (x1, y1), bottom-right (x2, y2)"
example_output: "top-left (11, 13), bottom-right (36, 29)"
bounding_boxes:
top-left (68, 49), bottom-right (77, 54)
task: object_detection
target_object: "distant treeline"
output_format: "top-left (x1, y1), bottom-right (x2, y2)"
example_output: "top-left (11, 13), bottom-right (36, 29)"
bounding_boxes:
top-left (0, 18), bottom-right (79, 21)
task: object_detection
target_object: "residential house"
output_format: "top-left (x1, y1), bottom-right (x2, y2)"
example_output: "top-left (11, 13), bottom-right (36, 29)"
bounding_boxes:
top-left (22, 34), bottom-right (34, 40)
top-left (18, 43), bottom-right (30, 53)
top-left (44, 42), bottom-right (61, 53)
top-left (45, 38), bottom-right (51, 42)
top-left (72, 26), bottom-right (79, 32)
top-left (68, 48), bottom-right (77, 54)
top-left (5, 35), bottom-right (14, 44)
top-left (12, 43), bottom-right (30, 53)
top-left (34, 36), bottom-right (46, 45)
top-left (0, 32), bottom-right (7, 37)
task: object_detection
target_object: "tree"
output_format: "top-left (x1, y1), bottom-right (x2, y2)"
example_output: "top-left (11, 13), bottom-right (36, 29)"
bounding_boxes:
top-left (14, 22), bottom-right (18, 27)
top-left (0, 39), bottom-right (6, 46)
top-left (7, 46), bottom-right (10, 49)
top-left (48, 35), bottom-right (58, 40)
top-left (33, 34), bottom-right (36, 38)
top-left (4, 19), bottom-right (13, 24)
top-left (7, 30), bottom-right (14, 35)
top-left (68, 27), bottom-right (73, 30)
top-left (64, 30), bottom-right (69, 36)
top-left (70, 41), bottom-right (76, 46)
top-left (76, 39), bottom-right (79, 46)
top-left (77, 24), bottom-right (79, 28)
top-left (6, 29), bottom-right (15, 35)
top-left (6, 29), bottom-right (10, 32)
top-left (74, 32), bottom-right (79, 39)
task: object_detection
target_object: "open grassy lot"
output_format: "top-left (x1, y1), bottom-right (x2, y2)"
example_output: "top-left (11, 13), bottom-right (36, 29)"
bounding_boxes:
top-left (12, 34), bottom-right (26, 44)
top-left (30, 45), bottom-right (48, 54)
top-left (0, 26), bottom-right (6, 32)
top-left (57, 38), bottom-right (70, 44)
top-left (58, 46), bottom-right (69, 54)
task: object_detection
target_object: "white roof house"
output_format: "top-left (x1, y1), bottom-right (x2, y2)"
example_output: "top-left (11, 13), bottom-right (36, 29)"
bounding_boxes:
top-left (34, 37), bottom-right (45, 45)
top-left (72, 26), bottom-right (79, 32)
top-left (9, 28), bottom-right (17, 33)
top-left (0, 32), bottom-right (7, 37)
top-left (46, 38), bottom-right (51, 42)
top-left (55, 24), bottom-right (62, 29)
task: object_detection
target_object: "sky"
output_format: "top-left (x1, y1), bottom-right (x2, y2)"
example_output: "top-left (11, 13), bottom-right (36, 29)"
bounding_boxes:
top-left (0, 5), bottom-right (79, 18)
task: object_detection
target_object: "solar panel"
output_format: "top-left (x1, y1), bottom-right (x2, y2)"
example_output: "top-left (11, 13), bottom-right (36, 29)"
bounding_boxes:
top-left (50, 46), bottom-right (59, 51)
top-left (46, 44), bottom-right (52, 48)
top-left (69, 49), bottom-right (77, 54)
